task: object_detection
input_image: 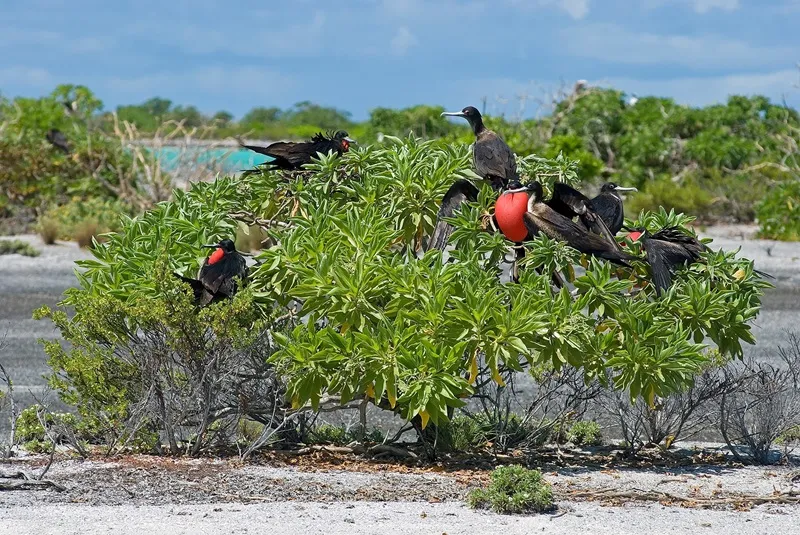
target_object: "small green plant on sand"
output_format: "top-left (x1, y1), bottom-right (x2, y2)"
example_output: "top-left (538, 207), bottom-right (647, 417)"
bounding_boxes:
top-left (468, 465), bottom-right (554, 514)
top-left (566, 420), bottom-right (602, 446)
top-left (0, 239), bottom-right (40, 257)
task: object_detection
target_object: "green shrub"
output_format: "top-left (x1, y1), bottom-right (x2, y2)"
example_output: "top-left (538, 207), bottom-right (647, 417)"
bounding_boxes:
top-left (38, 137), bottom-right (769, 450)
top-left (757, 180), bottom-right (800, 241)
top-left (776, 425), bottom-right (800, 445)
top-left (627, 177), bottom-right (713, 218)
top-left (566, 420), bottom-right (602, 446)
top-left (35, 268), bottom-right (289, 456)
top-left (0, 239), bottom-right (40, 257)
top-left (467, 465), bottom-right (554, 514)
top-left (309, 424), bottom-right (351, 446)
top-left (436, 416), bottom-right (488, 452)
top-left (15, 404), bottom-right (79, 453)
top-left (40, 197), bottom-right (130, 241)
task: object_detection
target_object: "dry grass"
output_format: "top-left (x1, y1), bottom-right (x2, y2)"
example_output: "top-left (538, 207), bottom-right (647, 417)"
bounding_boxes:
top-left (37, 217), bottom-right (60, 245)
top-left (72, 220), bottom-right (100, 249)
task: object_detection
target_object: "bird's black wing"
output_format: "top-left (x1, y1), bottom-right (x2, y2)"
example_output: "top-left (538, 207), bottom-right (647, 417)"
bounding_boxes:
top-left (590, 193), bottom-right (624, 235)
top-left (473, 132), bottom-right (517, 186)
top-left (548, 183), bottom-right (589, 219)
top-left (173, 273), bottom-right (206, 303)
top-left (641, 238), bottom-right (697, 294)
top-left (524, 204), bottom-right (636, 267)
top-left (428, 179), bottom-right (479, 252)
top-left (198, 254), bottom-right (249, 297)
top-left (46, 129), bottom-right (71, 154)
top-left (651, 227), bottom-right (704, 260)
top-left (549, 184), bottom-right (621, 251)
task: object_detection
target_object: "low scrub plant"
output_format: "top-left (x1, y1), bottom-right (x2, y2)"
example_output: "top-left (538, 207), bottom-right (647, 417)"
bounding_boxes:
top-left (757, 180), bottom-right (800, 241)
top-left (467, 465), bottom-right (554, 514)
top-left (566, 420), bottom-right (602, 446)
top-left (0, 239), bottom-right (40, 257)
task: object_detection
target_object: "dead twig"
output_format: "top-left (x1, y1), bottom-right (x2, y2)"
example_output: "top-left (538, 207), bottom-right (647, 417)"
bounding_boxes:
top-left (0, 470), bottom-right (66, 492)
top-left (563, 487), bottom-right (800, 507)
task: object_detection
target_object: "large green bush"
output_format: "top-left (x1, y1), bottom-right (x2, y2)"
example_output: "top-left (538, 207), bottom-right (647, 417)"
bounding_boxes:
top-left (38, 137), bottom-right (769, 448)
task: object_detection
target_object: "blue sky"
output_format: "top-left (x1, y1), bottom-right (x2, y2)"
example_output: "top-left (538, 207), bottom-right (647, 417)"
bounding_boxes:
top-left (1, 0), bottom-right (798, 120)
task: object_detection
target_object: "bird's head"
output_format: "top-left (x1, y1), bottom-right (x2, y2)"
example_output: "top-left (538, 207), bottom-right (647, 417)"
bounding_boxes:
top-left (202, 238), bottom-right (237, 264)
top-left (333, 130), bottom-right (356, 151)
top-left (441, 106), bottom-right (484, 134)
top-left (503, 181), bottom-right (542, 212)
top-left (601, 182), bottom-right (638, 194)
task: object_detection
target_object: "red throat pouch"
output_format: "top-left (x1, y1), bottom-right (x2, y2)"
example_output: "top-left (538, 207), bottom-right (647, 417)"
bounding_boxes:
top-left (208, 248), bottom-right (225, 265)
top-left (494, 192), bottom-right (530, 242)
top-left (342, 140), bottom-right (350, 151)
top-left (628, 231), bottom-right (643, 242)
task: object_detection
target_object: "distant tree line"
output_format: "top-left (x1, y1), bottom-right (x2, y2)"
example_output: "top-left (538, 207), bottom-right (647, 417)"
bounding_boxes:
top-left (2, 83), bottom-right (800, 233)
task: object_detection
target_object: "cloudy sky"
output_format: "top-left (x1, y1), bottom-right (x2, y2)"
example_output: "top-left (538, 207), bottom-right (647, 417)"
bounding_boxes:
top-left (1, 0), bottom-right (798, 119)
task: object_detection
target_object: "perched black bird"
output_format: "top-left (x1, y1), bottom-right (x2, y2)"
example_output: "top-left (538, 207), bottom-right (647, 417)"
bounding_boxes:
top-left (175, 239), bottom-right (248, 306)
top-left (589, 182), bottom-right (637, 235)
top-left (239, 130), bottom-right (355, 173)
top-left (441, 106), bottom-right (518, 190)
top-left (46, 128), bottom-right (71, 154)
top-left (428, 179), bottom-right (480, 252)
top-left (522, 182), bottom-right (637, 267)
top-left (544, 182), bottom-right (621, 251)
top-left (626, 226), bottom-right (773, 295)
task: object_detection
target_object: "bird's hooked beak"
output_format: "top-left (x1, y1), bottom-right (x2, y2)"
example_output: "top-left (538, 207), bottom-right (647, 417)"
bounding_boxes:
top-left (614, 186), bottom-right (638, 192)
top-left (441, 111), bottom-right (466, 118)
top-left (202, 243), bottom-right (221, 249)
top-left (344, 137), bottom-right (357, 144)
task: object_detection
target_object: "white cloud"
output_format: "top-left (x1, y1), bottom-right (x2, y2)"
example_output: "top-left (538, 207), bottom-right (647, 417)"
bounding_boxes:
top-left (390, 27), bottom-right (419, 56)
top-left (691, 0), bottom-right (739, 13)
top-left (562, 23), bottom-right (795, 69)
top-left (605, 69), bottom-right (800, 107)
top-left (644, 0), bottom-right (739, 13)
top-left (0, 66), bottom-right (53, 87)
top-left (382, 0), bottom-right (487, 19)
top-left (509, 0), bottom-right (590, 19)
top-left (0, 27), bottom-right (113, 54)
top-left (126, 11), bottom-right (327, 58)
top-left (103, 67), bottom-right (296, 99)
top-left (554, 0), bottom-right (590, 19)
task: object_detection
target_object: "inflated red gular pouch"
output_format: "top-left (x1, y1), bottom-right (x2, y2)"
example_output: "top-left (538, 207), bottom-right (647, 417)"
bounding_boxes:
top-left (627, 231), bottom-right (643, 242)
top-left (207, 247), bottom-right (225, 265)
top-left (494, 191), bottom-right (530, 242)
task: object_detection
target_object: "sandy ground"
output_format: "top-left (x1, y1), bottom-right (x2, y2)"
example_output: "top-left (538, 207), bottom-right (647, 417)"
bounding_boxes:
top-left (3, 500), bottom-right (799, 535)
top-left (2, 452), bottom-right (800, 534)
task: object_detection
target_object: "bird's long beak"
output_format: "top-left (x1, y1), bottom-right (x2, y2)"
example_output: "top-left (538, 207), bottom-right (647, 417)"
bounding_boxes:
top-left (614, 186), bottom-right (638, 192)
top-left (201, 244), bottom-right (220, 249)
top-left (506, 184), bottom-right (535, 194)
top-left (441, 111), bottom-right (466, 118)
top-left (345, 137), bottom-right (357, 144)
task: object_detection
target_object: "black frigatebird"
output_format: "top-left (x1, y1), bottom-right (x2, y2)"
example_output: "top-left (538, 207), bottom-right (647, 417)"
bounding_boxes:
top-left (542, 182), bottom-right (621, 250)
top-left (46, 128), bottom-right (71, 154)
top-left (239, 130), bottom-right (355, 173)
top-left (589, 182), bottom-right (637, 235)
top-left (441, 106), bottom-right (518, 191)
top-left (175, 239), bottom-right (248, 306)
top-left (625, 226), bottom-right (773, 295)
top-left (521, 182), bottom-right (637, 267)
